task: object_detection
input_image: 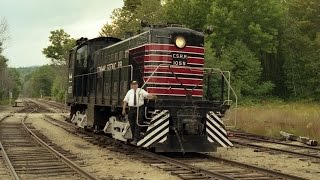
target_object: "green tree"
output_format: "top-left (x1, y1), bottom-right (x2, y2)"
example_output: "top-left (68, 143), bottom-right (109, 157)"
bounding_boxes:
top-left (0, 17), bottom-right (9, 46)
top-left (164, 0), bottom-right (213, 29)
top-left (0, 18), bottom-right (20, 103)
top-left (42, 29), bottom-right (75, 101)
top-left (100, 0), bottom-right (165, 38)
top-left (281, 0), bottom-right (320, 100)
top-left (207, 41), bottom-right (274, 98)
top-left (22, 65), bottom-right (56, 98)
top-left (207, 0), bottom-right (284, 55)
top-left (42, 29), bottom-right (75, 66)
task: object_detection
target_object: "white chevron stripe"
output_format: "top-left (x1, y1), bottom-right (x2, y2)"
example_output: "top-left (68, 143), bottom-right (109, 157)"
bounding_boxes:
top-left (152, 110), bottom-right (168, 121)
top-left (207, 136), bottom-right (214, 143)
top-left (206, 114), bottom-right (227, 134)
top-left (138, 121), bottom-right (169, 146)
top-left (206, 127), bottom-right (227, 147)
top-left (206, 121), bottom-right (233, 146)
top-left (146, 114), bottom-right (170, 131)
top-left (143, 127), bottom-right (169, 147)
top-left (137, 121), bottom-right (169, 146)
top-left (209, 111), bottom-right (223, 124)
top-left (159, 136), bottom-right (167, 143)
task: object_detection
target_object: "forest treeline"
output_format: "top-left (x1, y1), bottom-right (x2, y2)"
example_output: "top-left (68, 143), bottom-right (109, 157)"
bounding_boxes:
top-left (2, 0), bottom-right (319, 103)
top-left (99, 0), bottom-right (320, 101)
top-left (21, 30), bottom-right (75, 101)
top-left (0, 18), bottom-right (21, 104)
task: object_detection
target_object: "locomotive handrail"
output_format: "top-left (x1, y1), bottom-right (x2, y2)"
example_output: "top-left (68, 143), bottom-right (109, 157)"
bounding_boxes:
top-left (137, 64), bottom-right (237, 128)
top-left (137, 64), bottom-right (189, 127)
top-left (137, 64), bottom-right (170, 127)
top-left (204, 67), bottom-right (237, 128)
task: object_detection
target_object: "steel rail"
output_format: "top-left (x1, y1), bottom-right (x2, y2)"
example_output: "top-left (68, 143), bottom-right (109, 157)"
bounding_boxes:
top-left (0, 141), bottom-right (20, 180)
top-left (20, 99), bottom-right (98, 180)
top-left (34, 99), bottom-right (68, 113)
top-left (136, 150), bottom-right (237, 180)
top-left (21, 116), bottom-right (97, 180)
top-left (233, 134), bottom-right (320, 150)
top-left (233, 140), bottom-right (320, 159)
top-left (197, 153), bottom-right (306, 180)
top-left (44, 114), bottom-right (306, 180)
top-left (43, 115), bottom-right (236, 179)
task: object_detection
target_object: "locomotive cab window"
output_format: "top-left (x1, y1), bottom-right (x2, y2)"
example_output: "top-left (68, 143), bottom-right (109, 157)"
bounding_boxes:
top-left (76, 45), bottom-right (88, 68)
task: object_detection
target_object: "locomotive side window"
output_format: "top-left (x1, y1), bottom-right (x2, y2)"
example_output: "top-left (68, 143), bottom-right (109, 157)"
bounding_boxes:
top-left (115, 52), bottom-right (118, 61)
top-left (107, 55), bottom-right (111, 63)
top-left (119, 51), bottom-right (123, 60)
top-left (111, 54), bottom-right (114, 62)
top-left (125, 50), bottom-right (129, 58)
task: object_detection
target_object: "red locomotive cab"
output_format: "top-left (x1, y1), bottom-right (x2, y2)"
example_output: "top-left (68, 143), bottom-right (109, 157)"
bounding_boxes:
top-left (141, 43), bottom-right (205, 98)
top-left (127, 27), bottom-right (206, 99)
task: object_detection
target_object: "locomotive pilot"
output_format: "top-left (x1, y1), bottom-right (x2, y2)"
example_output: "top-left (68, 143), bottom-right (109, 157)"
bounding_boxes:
top-left (122, 80), bottom-right (156, 145)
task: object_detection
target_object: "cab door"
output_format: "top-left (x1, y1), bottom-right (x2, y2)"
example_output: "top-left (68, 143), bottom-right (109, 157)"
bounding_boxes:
top-left (67, 49), bottom-right (76, 103)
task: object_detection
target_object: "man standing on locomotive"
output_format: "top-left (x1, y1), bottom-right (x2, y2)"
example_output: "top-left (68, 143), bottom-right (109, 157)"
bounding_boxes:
top-left (122, 81), bottom-right (156, 145)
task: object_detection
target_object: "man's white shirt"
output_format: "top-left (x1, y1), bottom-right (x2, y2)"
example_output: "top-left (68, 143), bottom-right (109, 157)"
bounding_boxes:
top-left (123, 88), bottom-right (149, 107)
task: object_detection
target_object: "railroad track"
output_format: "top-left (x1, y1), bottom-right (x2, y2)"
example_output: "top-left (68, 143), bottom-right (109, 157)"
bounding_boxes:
top-left (229, 131), bottom-right (320, 162)
top-left (35, 99), bottom-right (69, 113)
top-left (43, 114), bottom-right (305, 180)
top-left (0, 141), bottom-right (18, 179)
top-left (0, 99), bottom-right (97, 180)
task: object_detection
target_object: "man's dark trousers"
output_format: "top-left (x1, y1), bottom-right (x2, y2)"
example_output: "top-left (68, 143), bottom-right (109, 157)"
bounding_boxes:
top-left (128, 106), bottom-right (144, 142)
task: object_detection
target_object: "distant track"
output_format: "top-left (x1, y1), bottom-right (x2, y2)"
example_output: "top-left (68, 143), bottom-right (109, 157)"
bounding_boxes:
top-left (230, 131), bottom-right (320, 162)
top-left (34, 99), bottom-right (69, 113)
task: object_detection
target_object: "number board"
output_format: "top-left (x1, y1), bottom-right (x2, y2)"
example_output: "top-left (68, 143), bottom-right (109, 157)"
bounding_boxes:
top-left (171, 53), bottom-right (188, 66)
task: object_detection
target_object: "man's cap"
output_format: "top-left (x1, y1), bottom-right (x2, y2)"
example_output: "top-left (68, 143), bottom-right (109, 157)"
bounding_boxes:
top-left (131, 80), bottom-right (138, 85)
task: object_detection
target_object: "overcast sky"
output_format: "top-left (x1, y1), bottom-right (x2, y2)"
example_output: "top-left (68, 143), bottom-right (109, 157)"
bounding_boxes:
top-left (0, 0), bottom-right (123, 67)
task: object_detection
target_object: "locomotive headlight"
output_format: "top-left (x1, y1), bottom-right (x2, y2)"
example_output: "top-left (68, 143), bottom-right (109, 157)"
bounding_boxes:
top-left (175, 36), bottom-right (186, 48)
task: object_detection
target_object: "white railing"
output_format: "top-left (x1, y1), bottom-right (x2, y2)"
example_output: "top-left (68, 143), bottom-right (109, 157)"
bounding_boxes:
top-left (204, 68), bottom-right (237, 128)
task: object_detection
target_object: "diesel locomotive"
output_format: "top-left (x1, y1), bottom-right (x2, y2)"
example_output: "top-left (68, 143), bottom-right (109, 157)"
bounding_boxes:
top-left (67, 24), bottom-right (234, 152)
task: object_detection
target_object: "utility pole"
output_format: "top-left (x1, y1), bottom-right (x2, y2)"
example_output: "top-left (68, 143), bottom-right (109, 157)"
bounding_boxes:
top-left (9, 90), bottom-right (12, 106)
top-left (64, 90), bottom-right (67, 112)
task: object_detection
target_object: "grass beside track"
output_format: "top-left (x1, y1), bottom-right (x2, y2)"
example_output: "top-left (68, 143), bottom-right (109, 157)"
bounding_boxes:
top-left (226, 102), bottom-right (320, 141)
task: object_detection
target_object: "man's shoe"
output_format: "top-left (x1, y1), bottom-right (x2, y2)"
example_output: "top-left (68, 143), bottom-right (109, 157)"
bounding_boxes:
top-left (131, 141), bottom-right (137, 145)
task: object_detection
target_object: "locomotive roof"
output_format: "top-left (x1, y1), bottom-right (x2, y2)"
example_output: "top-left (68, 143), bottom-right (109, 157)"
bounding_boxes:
top-left (70, 37), bottom-right (121, 51)
top-left (151, 26), bottom-right (204, 36)
top-left (95, 27), bottom-right (204, 52)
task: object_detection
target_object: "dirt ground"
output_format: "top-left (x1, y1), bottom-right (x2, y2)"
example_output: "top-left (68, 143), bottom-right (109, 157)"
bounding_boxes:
top-left (0, 105), bottom-right (21, 113)
top-left (27, 114), bottom-right (179, 180)
top-left (214, 146), bottom-right (320, 180)
top-left (2, 105), bottom-right (319, 179)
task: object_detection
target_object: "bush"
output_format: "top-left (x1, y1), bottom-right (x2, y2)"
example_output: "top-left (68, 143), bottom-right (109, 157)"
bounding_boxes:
top-left (206, 41), bottom-right (274, 99)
